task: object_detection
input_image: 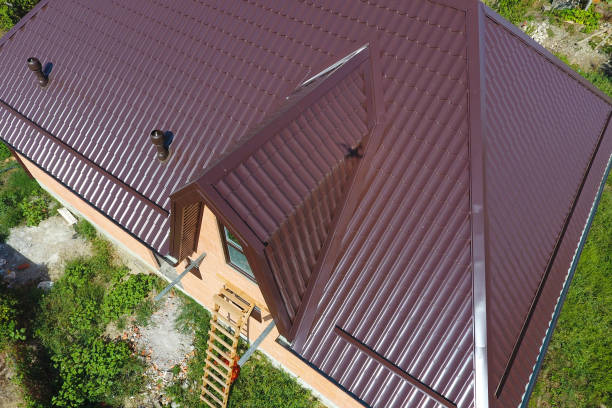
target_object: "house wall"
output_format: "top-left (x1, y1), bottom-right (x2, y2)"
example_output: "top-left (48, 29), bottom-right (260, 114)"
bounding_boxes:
top-left (180, 206), bottom-right (364, 408)
top-left (16, 152), bottom-right (160, 270)
top-left (17, 152), bottom-right (362, 408)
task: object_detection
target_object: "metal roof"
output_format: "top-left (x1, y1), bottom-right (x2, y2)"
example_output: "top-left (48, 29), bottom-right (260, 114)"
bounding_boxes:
top-left (1, 1), bottom-right (612, 407)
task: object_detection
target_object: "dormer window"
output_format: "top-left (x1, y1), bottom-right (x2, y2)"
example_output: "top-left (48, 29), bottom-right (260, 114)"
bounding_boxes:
top-left (219, 223), bottom-right (255, 282)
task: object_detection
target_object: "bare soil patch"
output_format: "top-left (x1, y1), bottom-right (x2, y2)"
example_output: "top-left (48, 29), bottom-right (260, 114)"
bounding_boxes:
top-left (0, 353), bottom-right (22, 408)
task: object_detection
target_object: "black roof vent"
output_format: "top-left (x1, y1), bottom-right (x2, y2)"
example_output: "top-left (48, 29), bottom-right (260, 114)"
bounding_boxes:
top-left (27, 57), bottom-right (49, 88)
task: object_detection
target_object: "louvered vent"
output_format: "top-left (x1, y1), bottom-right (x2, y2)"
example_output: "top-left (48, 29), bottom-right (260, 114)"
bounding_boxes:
top-left (178, 201), bottom-right (203, 260)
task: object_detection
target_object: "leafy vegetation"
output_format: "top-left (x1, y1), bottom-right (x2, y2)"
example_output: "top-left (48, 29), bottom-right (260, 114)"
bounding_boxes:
top-left (530, 177), bottom-right (612, 407)
top-left (0, 283), bottom-right (25, 351)
top-left (0, 0), bottom-right (39, 32)
top-left (74, 218), bottom-right (97, 241)
top-left (228, 354), bottom-right (324, 408)
top-left (1, 236), bottom-right (157, 407)
top-left (549, 8), bottom-right (601, 33)
top-left (0, 141), bottom-right (11, 161)
top-left (165, 292), bottom-right (322, 408)
top-left (487, 0), bottom-right (534, 24)
top-left (0, 167), bottom-right (56, 241)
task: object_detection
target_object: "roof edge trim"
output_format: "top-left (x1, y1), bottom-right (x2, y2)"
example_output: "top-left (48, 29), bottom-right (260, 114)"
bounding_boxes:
top-left (495, 109), bottom-right (612, 398)
top-left (1, 138), bottom-right (169, 259)
top-left (483, 4), bottom-right (612, 106)
top-left (466, 2), bottom-right (490, 407)
top-left (334, 326), bottom-right (457, 408)
top-left (289, 39), bottom-right (386, 347)
top-left (0, 0), bottom-right (51, 49)
top-left (519, 152), bottom-right (612, 408)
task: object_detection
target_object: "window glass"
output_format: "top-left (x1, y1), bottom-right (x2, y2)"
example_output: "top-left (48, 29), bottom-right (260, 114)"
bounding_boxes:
top-left (221, 226), bottom-right (255, 282)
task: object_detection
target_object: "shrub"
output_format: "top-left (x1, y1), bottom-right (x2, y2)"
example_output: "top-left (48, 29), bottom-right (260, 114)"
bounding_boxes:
top-left (19, 197), bottom-right (48, 226)
top-left (0, 284), bottom-right (25, 351)
top-left (101, 274), bottom-right (154, 323)
top-left (549, 8), bottom-right (601, 33)
top-left (492, 0), bottom-right (534, 24)
top-left (228, 353), bottom-right (322, 408)
top-left (51, 338), bottom-right (143, 407)
top-left (74, 219), bottom-right (97, 241)
top-left (6, 0), bottom-right (39, 25)
top-left (36, 259), bottom-right (105, 355)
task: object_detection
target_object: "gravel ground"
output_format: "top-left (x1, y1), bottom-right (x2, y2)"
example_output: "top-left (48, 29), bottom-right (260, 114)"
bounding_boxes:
top-left (120, 294), bottom-right (196, 407)
top-left (1, 216), bottom-right (92, 286)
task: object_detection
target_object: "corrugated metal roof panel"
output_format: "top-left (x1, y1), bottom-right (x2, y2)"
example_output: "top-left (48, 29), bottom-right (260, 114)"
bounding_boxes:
top-left (2, 2), bottom-right (612, 407)
top-left (482, 12), bottom-right (612, 398)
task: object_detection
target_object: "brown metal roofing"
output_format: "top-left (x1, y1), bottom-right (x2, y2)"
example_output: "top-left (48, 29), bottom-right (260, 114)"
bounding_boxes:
top-left (2, 1), bottom-right (612, 408)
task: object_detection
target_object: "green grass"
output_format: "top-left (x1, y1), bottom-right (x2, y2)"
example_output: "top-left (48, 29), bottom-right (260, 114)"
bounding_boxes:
top-left (166, 292), bottom-right (323, 408)
top-left (529, 177), bottom-right (612, 407)
top-left (0, 145), bottom-right (58, 241)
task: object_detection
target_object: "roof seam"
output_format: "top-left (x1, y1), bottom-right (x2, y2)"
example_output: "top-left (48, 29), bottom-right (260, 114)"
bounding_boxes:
top-left (465, 2), bottom-right (490, 408)
top-left (0, 98), bottom-right (169, 216)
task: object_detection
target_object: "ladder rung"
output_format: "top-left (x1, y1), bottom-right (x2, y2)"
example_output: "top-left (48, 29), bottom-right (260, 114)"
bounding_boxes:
top-left (211, 343), bottom-right (233, 360)
top-left (207, 351), bottom-right (231, 369)
top-left (202, 388), bottom-right (224, 406)
top-left (214, 294), bottom-right (245, 316)
top-left (206, 359), bottom-right (229, 379)
top-left (206, 379), bottom-right (227, 396)
top-left (221, 287), bottom-right (252, 309)
top-left (214, 314), bottom-right (241, 332)
top-left (204, 367), bottom-right (228, 386)
top-left (211, 320), bottom-right (236, 339)
top-left (209, 332), bottom-right (235, 350)
top-left (200, 397), bottom-right (219, 408)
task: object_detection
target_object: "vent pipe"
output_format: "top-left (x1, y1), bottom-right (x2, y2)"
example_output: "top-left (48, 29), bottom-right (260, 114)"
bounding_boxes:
top-left (27, 57), bottom-right (49, 88)
top-left (150, 130), bottom-right (170, 162)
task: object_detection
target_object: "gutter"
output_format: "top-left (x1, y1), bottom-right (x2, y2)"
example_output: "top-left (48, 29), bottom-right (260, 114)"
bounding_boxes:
top-left (520, 152), bottom-right (612, 408)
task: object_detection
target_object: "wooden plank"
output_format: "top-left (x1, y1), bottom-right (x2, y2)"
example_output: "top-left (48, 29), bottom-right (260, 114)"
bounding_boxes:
top-left (206, 379), bottom-right (227, 397)
top-left (211, 320), bottom-right (236, 340)
top-left (206, 359), bottom-right (229, 378)
top-left (57, 208), bottom-right (77, 225)
top-left (214, 294), bottom-right (245, 316)
top-left (214, 314), bottom-right (241, 332)
top-left (200, 396), bottom-right (220, 408)
top-left (208, 351), bottom-right (231, 369)
top-left (211, 343), bottom-right (234, 361)
top-left (221, 286), bottom-right (253, 310)
top-left (204, 367), bottom-right (228, 386)
top-left (210, 332), bottom-right (235, 350)
top-left (202, 388), bottom-right (224, 406)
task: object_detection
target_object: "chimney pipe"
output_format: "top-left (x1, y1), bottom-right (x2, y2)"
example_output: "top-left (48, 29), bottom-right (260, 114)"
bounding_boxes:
top-left (27, 57), bottom-right (49, 88)
top-left (150, 130), bottom-right (169, 162)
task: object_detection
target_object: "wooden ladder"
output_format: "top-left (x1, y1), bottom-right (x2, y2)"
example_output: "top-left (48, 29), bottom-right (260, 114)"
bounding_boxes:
top-left (201, 285), bottom-right (254, 408)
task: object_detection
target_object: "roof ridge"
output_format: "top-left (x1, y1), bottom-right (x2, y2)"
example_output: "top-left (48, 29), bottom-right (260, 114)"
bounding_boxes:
top-left (465, 2), bottom-right (490, 408)
top-left (185, 44), bottom-right (371, 190)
